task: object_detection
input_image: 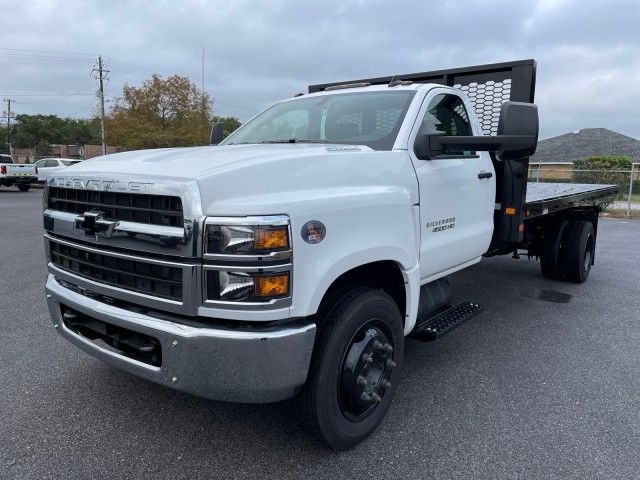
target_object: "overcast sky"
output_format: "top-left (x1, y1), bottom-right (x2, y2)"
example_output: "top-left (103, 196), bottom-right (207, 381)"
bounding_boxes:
top-left (1, 0), bottom-right (639, 139)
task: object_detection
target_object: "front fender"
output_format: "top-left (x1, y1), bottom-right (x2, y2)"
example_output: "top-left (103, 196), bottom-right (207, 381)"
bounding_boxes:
top-left (289, 198), bottom-right (420, 332)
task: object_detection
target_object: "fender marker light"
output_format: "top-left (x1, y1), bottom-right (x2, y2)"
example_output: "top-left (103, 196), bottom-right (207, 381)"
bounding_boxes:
top-left (301, 221), bottom-right (326, 244)
top-left (505, 207), bottom-right (517, 216)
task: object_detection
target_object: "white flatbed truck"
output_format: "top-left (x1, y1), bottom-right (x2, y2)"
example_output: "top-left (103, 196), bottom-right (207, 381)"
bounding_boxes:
top-left (43, 60), bottom-right (617, 449)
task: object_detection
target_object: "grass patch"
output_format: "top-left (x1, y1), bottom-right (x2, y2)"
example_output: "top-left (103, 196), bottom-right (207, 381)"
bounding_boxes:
top-left (602, 209), bottom-right (640, 220)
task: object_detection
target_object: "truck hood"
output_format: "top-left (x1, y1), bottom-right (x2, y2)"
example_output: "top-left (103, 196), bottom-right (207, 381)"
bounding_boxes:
top-left (63, 144), bottom-right (419, 215)
top-left (68, 144), bottom-right (368, 180)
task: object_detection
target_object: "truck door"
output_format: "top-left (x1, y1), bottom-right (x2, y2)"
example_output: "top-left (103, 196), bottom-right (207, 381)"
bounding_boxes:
top-left (409, 89), bottom-right (496, 280)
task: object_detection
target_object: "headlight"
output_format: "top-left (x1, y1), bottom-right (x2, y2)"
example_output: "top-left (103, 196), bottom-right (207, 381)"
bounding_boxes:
top-left (204, 216), bottom-right (290, 256)
top-left (203, 216), bottom-right (292, 307)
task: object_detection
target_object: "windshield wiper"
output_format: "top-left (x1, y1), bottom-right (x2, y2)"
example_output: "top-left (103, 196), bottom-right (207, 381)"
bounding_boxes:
top-left (261, 139), bottom-right (330, 144)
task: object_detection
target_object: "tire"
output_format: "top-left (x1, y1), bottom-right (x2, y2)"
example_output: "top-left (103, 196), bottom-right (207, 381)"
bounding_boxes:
top-left (540, 218), bottom-right (571, 279)
top-left (563, 220), bottom-right (595, 283)
top-left (18, 184), bottom-right (31, 192)
top-left (297, 287), bottom-right (404, 450)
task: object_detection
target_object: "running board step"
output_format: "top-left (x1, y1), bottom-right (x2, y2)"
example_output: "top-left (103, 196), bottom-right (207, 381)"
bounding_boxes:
top-left (410, 302), bottom-right (483, 341)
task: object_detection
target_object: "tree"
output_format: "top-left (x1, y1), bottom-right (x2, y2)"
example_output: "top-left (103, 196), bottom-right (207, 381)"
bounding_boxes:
top-left (107, 74), bottom-right (212, 149)
top-left (7, 115), bottom-right (100, 149)
top-left (573, 155), bottom-right (632, 170)
top-left (572, 156), bottom-right (632, 205)
top-left (35, 138), bottom-right (50, 156)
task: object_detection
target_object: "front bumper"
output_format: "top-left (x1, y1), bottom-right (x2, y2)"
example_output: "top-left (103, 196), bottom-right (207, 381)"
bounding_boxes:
top-left (45, 274), bottom-right (316, 403)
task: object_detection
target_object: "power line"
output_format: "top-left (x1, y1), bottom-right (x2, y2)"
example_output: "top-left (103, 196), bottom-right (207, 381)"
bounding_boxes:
top-left (0, 47), bottom-right (96, 56)
top-left (0, 93), bottom-right (94, 97)
top-left (0, 54), bottom-right (94, 64)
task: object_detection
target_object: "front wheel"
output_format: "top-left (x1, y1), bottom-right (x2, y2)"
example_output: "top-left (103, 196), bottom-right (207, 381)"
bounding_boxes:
top-left (17, 184), bottom-right (31, 192)
top-left (297, 287), bottom-right (404, 450)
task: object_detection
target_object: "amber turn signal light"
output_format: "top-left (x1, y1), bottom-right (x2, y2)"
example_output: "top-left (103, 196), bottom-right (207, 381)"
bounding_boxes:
top-left (254, 274), bottom-right (290, 297)
top-left (254, 227), bottom-right (289, 251)
top-left (505, 207), bottom-right (517, 216)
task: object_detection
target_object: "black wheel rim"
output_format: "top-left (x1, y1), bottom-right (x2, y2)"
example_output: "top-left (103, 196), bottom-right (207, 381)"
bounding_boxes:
top-left (338, 319), bottom-right (395, 422)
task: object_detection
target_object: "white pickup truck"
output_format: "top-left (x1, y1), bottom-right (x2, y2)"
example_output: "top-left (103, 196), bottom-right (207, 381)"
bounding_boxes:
top-left (43, 60), bottom-right (616, 450)
top-left (0, 154), bottom-right (38, 191)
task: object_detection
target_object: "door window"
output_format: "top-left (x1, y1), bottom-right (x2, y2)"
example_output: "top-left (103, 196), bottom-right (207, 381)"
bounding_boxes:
top-left (421, 94), bottom-right (475, 156)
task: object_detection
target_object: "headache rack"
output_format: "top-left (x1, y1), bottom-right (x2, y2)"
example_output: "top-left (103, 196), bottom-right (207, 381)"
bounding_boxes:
top-left (310, 59), bottom-right (538, 252)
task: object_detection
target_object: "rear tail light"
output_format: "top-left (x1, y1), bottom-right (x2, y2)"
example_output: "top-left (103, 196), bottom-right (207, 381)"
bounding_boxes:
top-left (0, 165), bottom-right (6, 175)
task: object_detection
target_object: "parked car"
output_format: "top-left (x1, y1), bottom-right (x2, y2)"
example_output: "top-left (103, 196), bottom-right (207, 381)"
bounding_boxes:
top-left (0, 154), bottom-right (38, 191)
top-left (34, 158), bottom-right (82, 183)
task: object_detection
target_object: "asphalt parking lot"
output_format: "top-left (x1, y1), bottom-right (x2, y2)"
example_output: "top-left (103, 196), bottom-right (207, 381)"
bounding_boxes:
top-left (1, 188), bottom-right (640, 479)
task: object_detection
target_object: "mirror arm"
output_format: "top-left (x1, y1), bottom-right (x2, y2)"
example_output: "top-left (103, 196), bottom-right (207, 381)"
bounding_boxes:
top-left (435, 135), bottom-right (537, 152)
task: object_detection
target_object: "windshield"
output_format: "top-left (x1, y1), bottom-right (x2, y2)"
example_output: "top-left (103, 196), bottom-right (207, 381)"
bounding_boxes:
top-left (61, 160), bottom-right (81, 166)
top-left (223, 90), bottom-right (416, 151)
top-left (0, 155), bottom-right (13, 164)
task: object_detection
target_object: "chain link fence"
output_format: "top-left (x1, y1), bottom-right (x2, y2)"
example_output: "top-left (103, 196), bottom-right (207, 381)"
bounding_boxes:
top-left (528, 163), bottom-right (640, 217)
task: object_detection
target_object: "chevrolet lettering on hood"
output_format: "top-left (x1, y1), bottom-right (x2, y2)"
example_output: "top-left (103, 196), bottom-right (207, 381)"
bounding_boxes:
top-left (48, 177), bottom-right (154, 193)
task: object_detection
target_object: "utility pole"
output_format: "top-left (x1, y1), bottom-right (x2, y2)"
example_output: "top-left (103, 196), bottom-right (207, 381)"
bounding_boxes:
top-left (92, 56), bottom-right (109, 155)
top-left (201, 46), bottom-right (206, 144)
top-left (2, 98), bottom-right (15, 155)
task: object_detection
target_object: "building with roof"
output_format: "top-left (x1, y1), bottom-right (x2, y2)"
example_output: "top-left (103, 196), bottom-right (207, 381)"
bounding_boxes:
top-left (531, 128), bottom-right (640, 165)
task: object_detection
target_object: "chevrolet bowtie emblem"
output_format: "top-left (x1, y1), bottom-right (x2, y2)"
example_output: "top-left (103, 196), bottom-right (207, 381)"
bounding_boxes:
top-left (74, 211), bottom-right (118, 237)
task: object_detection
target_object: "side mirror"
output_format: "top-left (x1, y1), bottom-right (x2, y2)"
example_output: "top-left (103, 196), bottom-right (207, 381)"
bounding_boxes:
top-left (495, 101), bottom-right (538, 161)
top-left (209, 123), bottom-right (225, 145)
top-left (413, 101), bottom-right (538, 161)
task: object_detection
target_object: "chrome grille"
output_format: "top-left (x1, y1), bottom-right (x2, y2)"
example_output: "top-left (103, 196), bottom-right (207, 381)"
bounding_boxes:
top-left (47, 187), bottom-right (183, 227)
top-left (49, 238), bottom-right (183, 301)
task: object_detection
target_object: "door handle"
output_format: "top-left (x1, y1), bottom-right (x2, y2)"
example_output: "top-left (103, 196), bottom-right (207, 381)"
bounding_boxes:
top-left (477, 171), bottom-right (493, 179)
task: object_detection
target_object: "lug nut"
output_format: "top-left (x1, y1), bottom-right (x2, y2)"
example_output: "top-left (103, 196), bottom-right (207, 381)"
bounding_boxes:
top-left (386, 359), bottom-right (396, 368)
top-left (383, 343), bottom-right (393, 353)
top-left (171, 377), bottom-right (178, 383)
top-left (373, 340), bottom-right (384, 351)
top-left (362, 353), bottom-right (374, 364)
top-left (381, 380), bottom-right (392, 389)
top-left (171, 340), bottom-right (178, 347)
top-left (361, 392), bottom-right (372, 402)
top-left (371, 393), bottom-right (382, 403)
top-left (357, 375), bottom-right (368, 386)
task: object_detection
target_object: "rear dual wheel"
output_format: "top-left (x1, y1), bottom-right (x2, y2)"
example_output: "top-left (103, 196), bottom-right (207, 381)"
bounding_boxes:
top-left (540, 219), bottom-right (571, 279)
top-left (564, 220), bottom-right (595, 283)
top-left (297, 287), bottom-right (403, 450)
top-left (540, 218), bottom-right (595, 283)
top-left (18, 184), bottom-right (31, 192)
